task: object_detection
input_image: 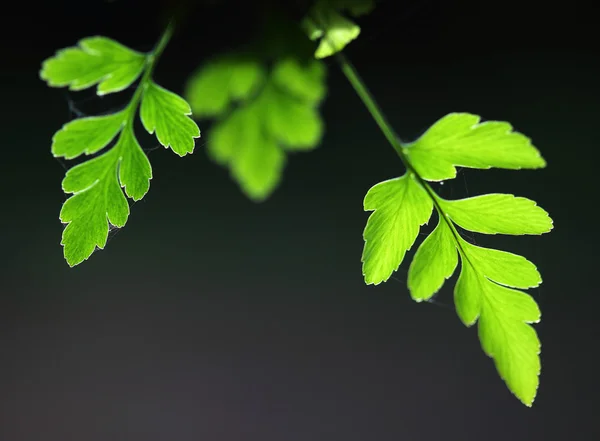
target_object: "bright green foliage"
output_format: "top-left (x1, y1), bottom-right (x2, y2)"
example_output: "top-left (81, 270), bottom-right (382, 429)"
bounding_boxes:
top-left (140, 82), bottom-right (200, 156)
top-left (441, 194), bottom-right (553, 235)
top-left (51, 111), bottom-right (126, 159)
top-left (361, 112), bottom-right (553, 406)
top-left (407, 220), bottom-right (458, 302)
top-left (60, 148), bottom-right (129, 266)
top-left (40, 37), bottom-right (146, 95)
top-left (362, 174), bottom-right (433, 285)
top-left (455, 240), bottom-right (542, 405)
top-left (302, 0), bottom-right (375, 58)
top-left (185, 56), bottom-right (265, 117)
top-left (403, 113), bottom-right (546, 181)
top-left (41, 36), bottom-right (200, 266)
top-left (116, 125), bottom-right (153, 201)
top-left (185, 55), bottom-right (326, 201)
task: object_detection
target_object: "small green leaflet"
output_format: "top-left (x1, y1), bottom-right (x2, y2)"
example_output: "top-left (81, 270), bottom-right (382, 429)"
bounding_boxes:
top-left (141, 82), bottom-right (200, 156)
top-left (40, 37), bottom-right (146, 95)
top-left (302, 0), bottom-right (375, 59)
top-left (402, 113), bottom-right (546, 181)
top-left (185, 55), bottom-right (326, 201)
top-left (361, 112), bottom-right (553, 406)
top-left (41, 36), bottom-right (200, 266)
top-left (362, 174), bottom-right (433, 285)
top-left (185, 55), bottom-right (266, 118)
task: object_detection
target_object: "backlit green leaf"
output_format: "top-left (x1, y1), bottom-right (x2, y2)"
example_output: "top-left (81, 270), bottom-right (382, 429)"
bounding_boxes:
top-left (362, 111), bottom-right (552, 406)
top-left (40, 36), bottom-right (146, 95)
top-left (407, 218), bottom-right (458, 301)
top-left (60, 149), bottom-right (129, 266)
top-left (362, 174), bottom-right (434, 285)
top-left (477, 276), bottom-right (541, 406)
top-left (43, 31), bottom-right (201, 267)
top-left (185, 55), bottom-right (266, 117)
top-left (231, 130), bottom-right (286, 201)
top-left (187, 56), bottom-right (326, 200)
top-left (271, 58), bottom-right (327, 103)
top-left (403, 113), bottom-right (546, 181)
top-left (454, 259), bottom-right (482, 326)
top-left (442, 193), bottom-right (553, 235)
top-left (116, 125), bottom-right (152, 201)
top-left (460, 239), bottom-right (542, 289)
top-left (262, 83), bottom-right (323, 150)
top-left (302, 0), bottom-right (375, 59)
top-left (210, 102), bottom-right (286, 201)
top-left (141, 81), bottom-right (201, 156)
top-left (454, 259), bottom-right (541, 406)
top-left (51, 111), bottom-right (125, 159)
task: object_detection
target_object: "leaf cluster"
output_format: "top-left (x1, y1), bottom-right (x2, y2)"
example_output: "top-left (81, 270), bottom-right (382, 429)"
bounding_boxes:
top-left (361, 113), bottom-right (552, 405)
top-left (185, 54), bottom-right (327, 200)
top-left (39, 2), bottom-right (555, 409)
top-left (40, 35), bottom-right (200, 266)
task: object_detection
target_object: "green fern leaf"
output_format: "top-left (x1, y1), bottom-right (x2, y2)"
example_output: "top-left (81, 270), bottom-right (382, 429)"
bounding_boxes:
top-left (302, 0), bottom-right (375, 59)
top-left (403, 113), bottom-right (546, 181)
top-left (185, 55), bottom-right (326, 201)
top-left (40, 36), bottom-right (146, 95)
top-left (41, 34), bottom-right (200, 266)
top-left (361, 112), bottom-right (553, 406)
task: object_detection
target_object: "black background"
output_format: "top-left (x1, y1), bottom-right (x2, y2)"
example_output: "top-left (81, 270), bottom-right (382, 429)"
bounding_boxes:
top-left (1, 1), bottom-right (599, 439)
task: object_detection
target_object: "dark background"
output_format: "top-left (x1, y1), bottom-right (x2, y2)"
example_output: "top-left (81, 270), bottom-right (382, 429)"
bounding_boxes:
top-left (1, 0), bottom-right (598, 439)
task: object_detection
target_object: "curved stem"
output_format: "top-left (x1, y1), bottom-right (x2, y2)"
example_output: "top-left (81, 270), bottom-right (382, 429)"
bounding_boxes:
top-left (150, 18), bottom-right (175, 63)
top-left (124, 19), bottom-right (176, 125)
top-left (335, 52), bottom-right (411, 170)
top-left (336, 53), bottom-right (472, 260)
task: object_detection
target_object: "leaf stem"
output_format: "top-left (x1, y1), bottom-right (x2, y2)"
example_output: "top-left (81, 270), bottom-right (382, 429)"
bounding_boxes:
top-left (150, 19), bottom-right (175, 64)
top-left (336, 53), bottom-right (472, 258)
top-left (124, 19), bottom-right (176, 124)
top-left (335, 53), bottom-right (410, 168)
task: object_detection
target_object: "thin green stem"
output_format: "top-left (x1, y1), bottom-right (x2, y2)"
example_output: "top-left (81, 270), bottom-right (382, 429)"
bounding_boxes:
top-left (150, 19), bottom-right (175, 63)
top-left (124, 19), bottom-right (176, 124)
top-left (336, 52), bottom-right (411, 169)
top-left (336, 52), bottom-right (473, 259)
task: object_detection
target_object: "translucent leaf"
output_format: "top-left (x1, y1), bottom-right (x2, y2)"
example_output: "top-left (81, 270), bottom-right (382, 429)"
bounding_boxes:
top-left (43, 33), bottom-right (197, 267)
top-left (141, 81), bottom-right (201, 156)
top-left (403, 113), bottom-right (547, 181)
top-left (310, 11), bottom-right (361, 59)
top-left (58, 123), bottom-right (153, 266)
top-left (359, 111), bottom-right (551, 406)
top-left (210, 101), bottom-right (286, 201)
top-left (455, 262), bottom-right (541, 405)
top-left (442, 193), bottom-right (553, 235)
top-left (461, 240), bottom-right (542, 289)
top-left (362, 174), bottom-right (434, 285)
top-left (208, 105), bottom-right (248, 165)
top-left (408, 218), bottom-right (458, 301)
top-left (231, 132), bottom-right (286, 202)
top-left (51, 111), bottom-right (125, 159)
top-left (302, 0), bottom-right (375, 59)
top-left (455, 250), bottom-right (541, 405)
top-left (59, 149), bottom-right (129, 267)
top-left (40, 36), bottom-right (146, 95)
top-left (271, 58), bottom-right (327, 103)
top-left (262, 83), bottom-right (323, 150)
top-left (116, 125), bottom-right (152, 201)
top-left (193, 57), bottom-right (327, 201)
top-left (476, 276), bottom-right (541, 406)
top-left (185, 55), bottom-right (266, 117)
top-left (454, 260), bottom-right (482, 326)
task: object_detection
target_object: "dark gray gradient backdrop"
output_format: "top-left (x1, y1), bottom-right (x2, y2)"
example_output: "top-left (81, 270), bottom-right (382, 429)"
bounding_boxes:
top-left (1, 1), bottom-right (598, 439)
